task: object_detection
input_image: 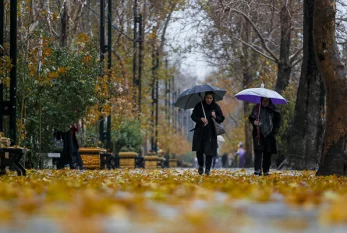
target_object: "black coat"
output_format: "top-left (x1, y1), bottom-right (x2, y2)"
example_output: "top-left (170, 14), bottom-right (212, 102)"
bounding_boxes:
top-left (191, 101), bottom-right (225, 156)
top-left (55, 126), bottom-right (80, 169)
top-left (249, 103), bottom-right (281, 154)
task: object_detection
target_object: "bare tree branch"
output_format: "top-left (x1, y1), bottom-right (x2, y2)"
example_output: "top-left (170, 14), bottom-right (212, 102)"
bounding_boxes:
top-left (291, 57), bottom-right (302, 67)
top-left (289, 47), bottom-right (303, 64)
top-left (233, 37), bottom-right (277, 62)
top-left (221, 7), bottom-right (279, 62)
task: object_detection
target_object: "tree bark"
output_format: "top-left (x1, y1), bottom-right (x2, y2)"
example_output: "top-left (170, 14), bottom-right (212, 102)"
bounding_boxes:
top-left (240, 19), bottom-right (254, 167)
top-left (314, 0), bottom-right (347, 176)
top-left (243, 72), bottom-right (253, 167)
top-left (275, 4), bottom-right (293, 94)
top-left (279, 0), bottom-right (324, 170)
top-left (60, 1), bottom-right (68, 47)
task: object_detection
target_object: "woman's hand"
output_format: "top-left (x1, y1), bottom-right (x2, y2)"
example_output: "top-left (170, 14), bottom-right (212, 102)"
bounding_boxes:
top-left (211, 111), bottom-right (216, 119)
top-left (201, 117), bottom-right (208, 125)
top-left (254, 120), bottom-right (260, 126)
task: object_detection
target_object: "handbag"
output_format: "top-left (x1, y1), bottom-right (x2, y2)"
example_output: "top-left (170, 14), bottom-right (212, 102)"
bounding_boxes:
top-left (212, 118), bottom-right (225, 135)
top-left (200, 101), bottom-right (225, 135)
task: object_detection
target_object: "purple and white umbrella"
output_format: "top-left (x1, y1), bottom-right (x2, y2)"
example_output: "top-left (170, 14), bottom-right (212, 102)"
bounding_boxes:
top-left (234, 84), bottom-right (288, 105)
top-left (235, 84), bottom-right (287, 142)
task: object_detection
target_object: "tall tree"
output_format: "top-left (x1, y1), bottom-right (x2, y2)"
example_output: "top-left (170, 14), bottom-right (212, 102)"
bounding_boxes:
top-left (314, 0), bottom-right (347, 176)
top-left (207, 0), bottom-right (303, 94)
top-left (279, 0), bottom-right (324, 170)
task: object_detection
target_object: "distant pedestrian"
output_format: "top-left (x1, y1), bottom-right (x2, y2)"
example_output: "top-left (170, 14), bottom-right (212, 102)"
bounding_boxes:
top-left (194, 157), bottom-right (198, 168)
top-left (212, 156), bottom-right (216, 168)
top-left (235, 142), bottom-right (246, 168)
top-left (55, 123), bottom-right (84, 170)
top-left (222, 153), bottom-right (228, 168)
top-left (228, 153), bottom-right (234, 167)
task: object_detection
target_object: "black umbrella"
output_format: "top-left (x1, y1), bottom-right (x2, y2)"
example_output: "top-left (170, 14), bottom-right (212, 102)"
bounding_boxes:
top-left (174, 84), bottom-right (226, 109)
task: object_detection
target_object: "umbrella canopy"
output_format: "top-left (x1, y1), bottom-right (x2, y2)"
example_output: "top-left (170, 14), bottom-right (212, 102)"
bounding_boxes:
top-left (175, 84), bottom-right (227, 109)
top-left (234, 84), bottom-right (288, 105)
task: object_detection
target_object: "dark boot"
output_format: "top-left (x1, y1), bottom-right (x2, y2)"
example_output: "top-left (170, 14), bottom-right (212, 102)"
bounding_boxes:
top-left (254, 170), bottom-right (262, 176)
top-left (205, 169), bottom-right (210, 175)
top-left (198, 166), bottom-right (204, 175)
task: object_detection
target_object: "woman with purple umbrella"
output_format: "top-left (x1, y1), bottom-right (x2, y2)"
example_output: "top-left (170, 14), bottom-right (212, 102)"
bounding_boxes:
top-left (249, 97), bottom-right (281, 176)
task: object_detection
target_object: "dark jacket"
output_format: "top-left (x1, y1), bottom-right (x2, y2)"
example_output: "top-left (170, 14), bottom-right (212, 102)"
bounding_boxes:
top-left (55, 125), bottom-right (80, 168)
top-left (249, 103), bottom-right (281, 154)
top-left (191, 100), bottom-right (225, 156)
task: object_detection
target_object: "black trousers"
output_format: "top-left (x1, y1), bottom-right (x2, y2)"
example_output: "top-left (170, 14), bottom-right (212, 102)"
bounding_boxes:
top-left (254, 150), bottom-right (272, 172)
top-left (196, 150), bottom-right (213, 170)
top-left (72, 151), bottom-right (84, 167)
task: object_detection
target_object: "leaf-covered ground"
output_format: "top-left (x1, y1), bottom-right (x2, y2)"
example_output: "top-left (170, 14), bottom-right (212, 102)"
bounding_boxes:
top-left (0, 169), bottom-right (347, 233)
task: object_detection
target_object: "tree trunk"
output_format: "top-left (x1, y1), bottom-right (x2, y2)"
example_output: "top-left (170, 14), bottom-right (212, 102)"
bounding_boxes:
top-left (314, 0), bottom-right (347, 176)
top-left (60, 2), bottom-right (68, 47)
top-left (275, 4), bottom-right (292, 94)
top-left (240, 18), bottom-right (254, 167)
top-left (243, 72), bottom-right (253, 167)
top-left (279, 0), bottom-right (324, 170)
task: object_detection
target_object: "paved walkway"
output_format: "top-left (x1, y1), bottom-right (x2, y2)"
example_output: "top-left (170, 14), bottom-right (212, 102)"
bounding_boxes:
top-left (0, 168), bottom-right (346, 233)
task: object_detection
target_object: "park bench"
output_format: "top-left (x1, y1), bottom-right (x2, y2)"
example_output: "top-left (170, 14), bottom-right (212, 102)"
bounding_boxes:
top-left (0, 147), bottom-right (27, 176)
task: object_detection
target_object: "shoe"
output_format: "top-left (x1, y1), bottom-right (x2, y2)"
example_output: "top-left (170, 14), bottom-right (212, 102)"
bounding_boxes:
top-left (205, 169), bottom-right (210, 175)
top-left (198, 167), bottom-right (204, 175)
top-left (263, 171), bottom-right (270, 176)
top-left (254, 170), bottom-right (262, 176)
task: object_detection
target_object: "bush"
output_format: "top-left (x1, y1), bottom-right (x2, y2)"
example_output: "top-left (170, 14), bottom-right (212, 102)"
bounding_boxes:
top-left (114, 119), bottom-right (143, 155)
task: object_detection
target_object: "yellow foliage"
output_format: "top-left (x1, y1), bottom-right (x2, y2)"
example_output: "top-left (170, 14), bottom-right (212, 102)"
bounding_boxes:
top-left (0, 169), bottom-right (345, 231)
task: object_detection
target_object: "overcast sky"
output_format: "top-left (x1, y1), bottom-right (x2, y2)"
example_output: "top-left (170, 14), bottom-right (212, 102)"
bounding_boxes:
top-left (166, 10), bottom-right (214, 82)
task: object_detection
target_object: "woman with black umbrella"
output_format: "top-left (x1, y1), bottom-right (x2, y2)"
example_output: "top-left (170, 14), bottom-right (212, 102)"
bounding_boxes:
top-left (191, 91), bottom-right (225, 175)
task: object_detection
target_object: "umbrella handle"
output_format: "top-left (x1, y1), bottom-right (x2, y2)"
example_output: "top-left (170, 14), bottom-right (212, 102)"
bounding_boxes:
top-left (200, 101), bottom-right (206, 119)
top-left (200, 101), bottom-right (207, 126)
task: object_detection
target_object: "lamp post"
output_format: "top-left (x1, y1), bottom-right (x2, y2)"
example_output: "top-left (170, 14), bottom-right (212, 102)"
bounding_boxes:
top-left (99, 0), bottom-right (112, 151)
top-left (9, 0), bottom-right (17, 142)
top-left (133, 0), bottom-right (138, 105)
top-left (138, 13), bottom-right (143, 115)
top-left (105, 0), bottom-right (112, 150)
top-left (0, 0), bottom-right (4, 131)
top-left (99, 0), bottom-right (105, 144)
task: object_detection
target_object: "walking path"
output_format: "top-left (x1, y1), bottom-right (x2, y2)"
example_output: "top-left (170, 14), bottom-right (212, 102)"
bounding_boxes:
top-left (0, 168), bottom-right (346, 233)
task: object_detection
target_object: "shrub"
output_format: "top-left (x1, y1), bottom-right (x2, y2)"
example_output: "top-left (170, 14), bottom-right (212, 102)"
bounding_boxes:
top-left (114, 119), bottom-right (143, 155)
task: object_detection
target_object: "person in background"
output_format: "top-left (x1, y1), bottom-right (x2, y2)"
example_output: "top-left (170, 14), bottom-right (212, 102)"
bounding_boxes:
top-left (70, 123), bottom-right (83, 169)
top-left (56, 123), bottom-right (84, 169)
top-left (212, 156), bottom-right (217, 168)
top-left (249, 97), bottom-right (281, 176)
top-left (194, 157), bottom-right (198, 168)
top-left (222, 153), bottom-right (228, 168)
top-left (191, 91), bottom-right (225, 175)
top-left (235, 142), bottom-right (246, 168)
top-left (228, 153), bottom-right (234, 167)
